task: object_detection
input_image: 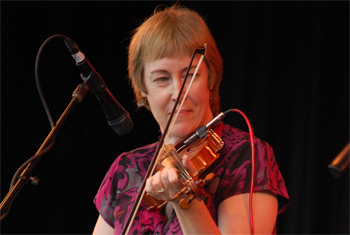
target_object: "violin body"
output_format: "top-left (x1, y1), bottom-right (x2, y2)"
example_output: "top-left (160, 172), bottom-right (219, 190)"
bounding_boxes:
top-left (144, 129), bottom-right (224, 210)
top-left (177, 129), bottom-right (224, 177)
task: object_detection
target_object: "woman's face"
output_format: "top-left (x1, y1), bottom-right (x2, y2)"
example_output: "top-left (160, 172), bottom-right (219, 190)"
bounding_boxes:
top-left (143, 55), bottom-right (213, 144)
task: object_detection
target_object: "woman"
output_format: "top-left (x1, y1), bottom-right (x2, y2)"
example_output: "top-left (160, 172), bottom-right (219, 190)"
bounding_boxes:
top-left (93, 4), bottom-right (289, 234)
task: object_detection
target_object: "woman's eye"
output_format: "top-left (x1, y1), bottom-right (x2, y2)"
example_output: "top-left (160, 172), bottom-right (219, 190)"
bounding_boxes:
top-left (183, 73), bottom-right (199, 82)
top-left (154, 77), bottom-right (170, 84)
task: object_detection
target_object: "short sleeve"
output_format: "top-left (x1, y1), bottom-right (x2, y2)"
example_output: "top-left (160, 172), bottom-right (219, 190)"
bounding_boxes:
top-left (215, 129), bottom-right (289, 214)
top-left (94, 156), bottom-right (122, 228)
top-left (93, 143), bottom-right (159, 233)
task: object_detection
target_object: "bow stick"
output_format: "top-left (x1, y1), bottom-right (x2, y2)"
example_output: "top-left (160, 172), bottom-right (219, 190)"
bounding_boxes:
top-left (121, 44), bottom-right (207, 234)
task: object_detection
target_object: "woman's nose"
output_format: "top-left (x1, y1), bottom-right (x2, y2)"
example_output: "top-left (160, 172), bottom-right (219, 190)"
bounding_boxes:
top-left (171, 77), bottom-right (186, 101)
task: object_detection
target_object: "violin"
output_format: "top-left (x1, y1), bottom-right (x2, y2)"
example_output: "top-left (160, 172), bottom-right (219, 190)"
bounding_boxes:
top-left (143, 127), bottom-right (224, 210)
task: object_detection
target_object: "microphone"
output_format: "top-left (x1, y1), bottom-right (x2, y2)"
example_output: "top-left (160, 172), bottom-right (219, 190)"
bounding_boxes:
top-left (64, 37), bottom-right (133, 135)
top-left (328, 143), bottom-right (350, 178)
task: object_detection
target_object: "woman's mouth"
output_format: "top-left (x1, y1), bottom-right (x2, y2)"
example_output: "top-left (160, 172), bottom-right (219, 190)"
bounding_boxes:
top-left (174, 109), bottom-right (192, 118)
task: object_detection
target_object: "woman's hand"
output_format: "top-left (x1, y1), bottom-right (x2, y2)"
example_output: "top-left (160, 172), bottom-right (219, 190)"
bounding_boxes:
top-left (145, 155), bottom-right (196, 201)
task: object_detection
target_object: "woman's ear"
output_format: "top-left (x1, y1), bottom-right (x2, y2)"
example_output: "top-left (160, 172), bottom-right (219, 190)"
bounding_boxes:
top-left (141, 91), bottom-right (147, 97)
top-left (137, 96), bottom-right (147, 108)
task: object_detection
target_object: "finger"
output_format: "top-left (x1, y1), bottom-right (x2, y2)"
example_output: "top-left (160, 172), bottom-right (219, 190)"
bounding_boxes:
top-left (145, 177), bottom-right (154, 193)
top-left (167, 167), bottom-right (180, 185)
top-left (160, 166), bottom-right (173, 185)
top-left (182, 155), bottom-right (197, 176)
top-left (160, 166), bottom-right (179, 189)
top-left (152, 171), bottom-right (165, 193)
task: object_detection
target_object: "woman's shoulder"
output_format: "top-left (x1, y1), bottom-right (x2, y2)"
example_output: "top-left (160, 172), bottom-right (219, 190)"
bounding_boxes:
top-left (216, 123), bottom-right (277, 174)
top-left (213, 123), bottom-right (290, 212)
top-left (112, 142), bottom-right (158, 162)
top-left (221, 124), bottom-right (269, 146)
top-left (105, 142), bottom-right (158, 175)
top-left (220, 123), bottom-right (271, 151)
top-left (124, 142), bottom-right (158, 156)
top-left (221, 123), bottom-right (250, 141)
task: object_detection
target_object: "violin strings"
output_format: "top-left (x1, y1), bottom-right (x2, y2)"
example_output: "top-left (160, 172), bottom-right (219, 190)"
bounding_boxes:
top-left (169, 149), bottom-right (192, 181)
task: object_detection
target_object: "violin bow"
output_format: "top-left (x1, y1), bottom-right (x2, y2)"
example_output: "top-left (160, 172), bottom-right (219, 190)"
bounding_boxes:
top-left (121, 45), bottom-right (207, 234)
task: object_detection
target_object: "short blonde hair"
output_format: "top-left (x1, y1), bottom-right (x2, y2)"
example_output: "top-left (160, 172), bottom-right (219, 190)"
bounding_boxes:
top-left (128, 4), bottom-right (223, 114)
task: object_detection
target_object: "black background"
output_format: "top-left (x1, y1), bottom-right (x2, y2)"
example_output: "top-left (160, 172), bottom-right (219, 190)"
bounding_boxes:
top-left (1, 1), bottom-right (349, 234)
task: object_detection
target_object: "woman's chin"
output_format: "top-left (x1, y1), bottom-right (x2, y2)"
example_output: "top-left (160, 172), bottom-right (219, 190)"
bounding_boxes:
top-left (169, 124), bottom-right (196, 143)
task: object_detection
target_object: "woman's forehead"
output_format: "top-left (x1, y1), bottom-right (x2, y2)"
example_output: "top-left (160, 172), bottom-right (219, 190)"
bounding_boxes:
top-left (144, 55), bottom-right (204, 72)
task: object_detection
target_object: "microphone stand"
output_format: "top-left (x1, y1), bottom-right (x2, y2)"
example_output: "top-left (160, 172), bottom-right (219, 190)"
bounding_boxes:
top-left (0, 82), bottom-right (89, 221)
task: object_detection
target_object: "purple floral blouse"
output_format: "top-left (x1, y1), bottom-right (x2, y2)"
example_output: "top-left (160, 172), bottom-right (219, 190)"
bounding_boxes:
top-left (94, 123), bottom-right (289, 234)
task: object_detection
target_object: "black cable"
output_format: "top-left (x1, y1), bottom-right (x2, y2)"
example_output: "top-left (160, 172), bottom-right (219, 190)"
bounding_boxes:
top-left (9, 138), bottom-right (56, 189)
top-left (35, 34), bottom-right (67, 129)
top-left (8, 34), bottom-right (68, 189)
top-left (2, 137), bottom-right (56, 221)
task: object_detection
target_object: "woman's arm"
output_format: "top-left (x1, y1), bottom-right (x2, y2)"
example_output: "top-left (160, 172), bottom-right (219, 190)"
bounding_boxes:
top-left (172, 198), bottom-right (221, 234)
top-left (147, 155), bottom-right (279, 234)
top-left (172, 191), bottom-right (278, 235)
top-left (93, 215), bottom-right (114, 235)
top-left (218, 191), bottom-right (278, 234)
